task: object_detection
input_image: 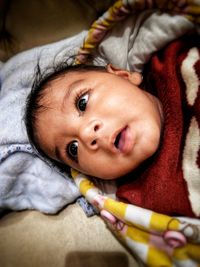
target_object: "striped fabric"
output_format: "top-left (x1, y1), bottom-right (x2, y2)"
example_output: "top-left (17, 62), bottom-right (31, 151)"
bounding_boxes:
top-left (75, 0), bottom-right (200, 64)
top-left (71, 169), bottom-right (200, 267)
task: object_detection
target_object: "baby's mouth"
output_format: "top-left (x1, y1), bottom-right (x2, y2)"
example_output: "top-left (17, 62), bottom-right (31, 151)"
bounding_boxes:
top-left (114, 126), bottom-right (133, 154)
top-left (114, 131), bottom-right (121, 148)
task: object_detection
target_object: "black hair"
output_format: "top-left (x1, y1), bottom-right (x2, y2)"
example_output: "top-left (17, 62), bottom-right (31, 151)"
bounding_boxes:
top-left (24, 58), bottom-right (106, 172)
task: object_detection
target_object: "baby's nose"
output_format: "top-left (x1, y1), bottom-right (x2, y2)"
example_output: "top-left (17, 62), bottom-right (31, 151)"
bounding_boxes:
top-left (80, 120), bottom-right (102, 150)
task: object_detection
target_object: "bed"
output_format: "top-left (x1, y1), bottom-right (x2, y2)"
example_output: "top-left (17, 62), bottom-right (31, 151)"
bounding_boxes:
top-left (0, 1), bottom-right (199, 266)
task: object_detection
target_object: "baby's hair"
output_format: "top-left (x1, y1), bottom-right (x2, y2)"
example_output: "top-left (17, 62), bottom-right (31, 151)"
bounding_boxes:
top-left (24, 58), bottom-right (106, 172)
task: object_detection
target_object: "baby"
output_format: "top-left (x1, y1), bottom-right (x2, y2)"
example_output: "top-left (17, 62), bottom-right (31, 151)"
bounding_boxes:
top-left (25, 35), bottom-right (200, 218)
top-left (26, 63), bottom-right (163, 178)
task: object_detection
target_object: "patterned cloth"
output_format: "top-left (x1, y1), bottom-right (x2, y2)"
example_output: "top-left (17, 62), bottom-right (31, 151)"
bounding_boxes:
top-left (0, 144), bottom-right (33, 163)
top-left (75, 0), bottom-right (200, 64)
top-left (71, 169), bottom-right (200, 267)
top-left (77, 196), bottom-right (98, 217)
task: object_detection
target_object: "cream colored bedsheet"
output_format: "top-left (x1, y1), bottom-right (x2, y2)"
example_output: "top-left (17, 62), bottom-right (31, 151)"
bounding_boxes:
top-left (0, 204), bottom-right (140, 267)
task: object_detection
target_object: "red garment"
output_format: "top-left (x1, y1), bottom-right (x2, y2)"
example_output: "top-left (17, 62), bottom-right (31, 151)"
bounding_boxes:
top-left (116, 36), bottom-right (200, 218)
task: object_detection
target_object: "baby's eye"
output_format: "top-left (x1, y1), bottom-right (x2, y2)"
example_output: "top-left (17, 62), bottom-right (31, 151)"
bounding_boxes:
top-left (76, 93), bottom-right (89, 112)
top-left (67, 141), bottom-right (78, 161)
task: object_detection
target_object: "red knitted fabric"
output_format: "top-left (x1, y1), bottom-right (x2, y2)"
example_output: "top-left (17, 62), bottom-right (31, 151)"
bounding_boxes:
top-left (116, 36), bottom-right (200, 218)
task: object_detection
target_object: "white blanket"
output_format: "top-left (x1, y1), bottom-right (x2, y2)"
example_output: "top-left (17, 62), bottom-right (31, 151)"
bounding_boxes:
top-left (97, 11), bottom-right (195, 71)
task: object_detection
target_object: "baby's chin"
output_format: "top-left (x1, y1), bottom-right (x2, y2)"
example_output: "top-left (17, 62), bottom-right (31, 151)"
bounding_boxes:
top-left (94, 148), bottom-right (160, 180)
top-left (93, 165), bottom-right (139, 180)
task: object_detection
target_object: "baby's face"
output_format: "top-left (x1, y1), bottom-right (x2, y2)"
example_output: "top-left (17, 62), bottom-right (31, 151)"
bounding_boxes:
top-left (36, 65), bottom-right (163, 179)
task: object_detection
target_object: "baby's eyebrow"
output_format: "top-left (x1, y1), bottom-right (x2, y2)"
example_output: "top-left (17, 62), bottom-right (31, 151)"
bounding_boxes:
top-left (61, 79), bottom-right (84, 110)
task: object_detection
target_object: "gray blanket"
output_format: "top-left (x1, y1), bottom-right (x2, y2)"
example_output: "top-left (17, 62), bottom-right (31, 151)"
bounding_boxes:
top-left (0, 32), bottom-right (87, 213)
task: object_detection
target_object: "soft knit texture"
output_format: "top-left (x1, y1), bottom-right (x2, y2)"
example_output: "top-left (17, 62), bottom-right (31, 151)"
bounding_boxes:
top-left (116, 35), bottom-right (200, 218)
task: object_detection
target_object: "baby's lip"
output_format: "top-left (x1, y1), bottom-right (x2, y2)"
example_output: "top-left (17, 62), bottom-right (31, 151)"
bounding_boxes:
top-left (112, 126), bottom-right (134, 154)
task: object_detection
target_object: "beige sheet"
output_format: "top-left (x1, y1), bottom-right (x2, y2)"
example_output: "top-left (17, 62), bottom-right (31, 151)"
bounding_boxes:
top-left (0, 204), bottom-right (139, 267)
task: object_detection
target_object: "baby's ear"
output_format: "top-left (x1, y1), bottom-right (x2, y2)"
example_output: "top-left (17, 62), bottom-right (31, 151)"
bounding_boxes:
top-left (106, 64), bottom-right (142, 86)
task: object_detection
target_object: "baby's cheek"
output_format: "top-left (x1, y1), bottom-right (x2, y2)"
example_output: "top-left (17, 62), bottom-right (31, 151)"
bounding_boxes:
top-left (91, 160), bottom-right (130, 180)
top-left (78, 154), bottom-right (112, 178)
top-left (79, 151), bottom-right (135, 179)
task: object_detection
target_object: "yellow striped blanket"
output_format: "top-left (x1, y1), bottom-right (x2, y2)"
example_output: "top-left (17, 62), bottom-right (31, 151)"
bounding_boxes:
top-left (71, 169), bottom-right (200, 266)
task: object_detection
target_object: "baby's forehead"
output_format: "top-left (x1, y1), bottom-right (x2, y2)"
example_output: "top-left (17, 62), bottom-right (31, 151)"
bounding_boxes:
top-left (39, 72), bottom-right (81, 104)
top-left (47, 70), bottom-right (86, 86)
top-left (46, 68), bottom-right (107, 89)
top-left (41, 67), bottom-right (110, 104)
